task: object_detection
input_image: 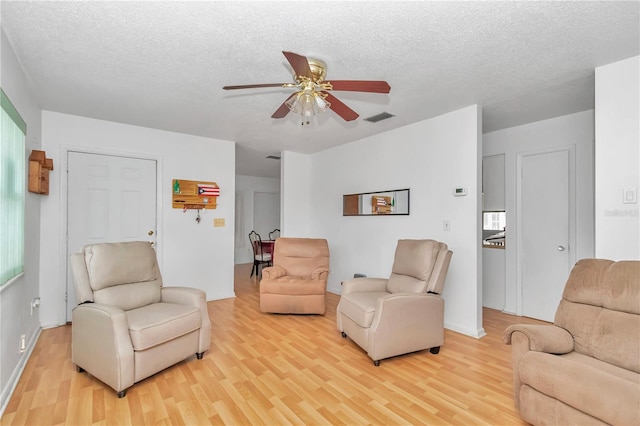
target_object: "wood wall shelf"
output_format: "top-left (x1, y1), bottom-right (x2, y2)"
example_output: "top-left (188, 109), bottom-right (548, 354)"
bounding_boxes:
top-left (172, 179), bottom-right (219, 210)
top-left (28, 150), bottom-right (53, 195)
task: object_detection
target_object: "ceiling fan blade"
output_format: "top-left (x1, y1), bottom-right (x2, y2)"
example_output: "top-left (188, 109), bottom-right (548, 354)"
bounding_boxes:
top-left (223, 83), bottom-right (291, 90)
top-left (271, 93), bottom-right (297, 119)
top-left (322, 92), bottom-right (359, 121)
top-left (324, 80), bottom-right (391, 93)
top-left (283, 51), bottom-right (312, 79)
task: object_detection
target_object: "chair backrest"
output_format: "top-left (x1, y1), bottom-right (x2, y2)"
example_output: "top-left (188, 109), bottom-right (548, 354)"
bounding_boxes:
top-left (249, 230), bottom-right (264, 258)
top-left (273, 237), bottom-right (329, 277)
top-left (387, 239), bottom-right (452, 294)
top-left (269, 228), bottom-right (281, 240)
top-left (69, 241), bottom-right (163, 311)
top-left (554, 259), bottom-right (640, 373)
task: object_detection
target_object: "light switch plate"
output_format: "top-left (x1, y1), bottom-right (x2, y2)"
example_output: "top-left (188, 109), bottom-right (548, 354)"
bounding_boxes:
top-left (623, 187), bottom-right (637, 204)
top-left (213, 218), bottom-right (225, 227)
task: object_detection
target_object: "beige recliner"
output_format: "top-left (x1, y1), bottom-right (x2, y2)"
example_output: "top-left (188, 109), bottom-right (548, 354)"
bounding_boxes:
top-left (260, 237), bottom-right (330, 314)
top-left (337, 239), bottom-right (453, 366)
top-left (69, 241), bottom-right (211, 397)
top-left (503, 259), bottom-right (640, 425)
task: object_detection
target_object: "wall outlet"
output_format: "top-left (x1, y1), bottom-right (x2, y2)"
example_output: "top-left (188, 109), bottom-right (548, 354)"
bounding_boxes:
top-left (443, 220), bottom-right (451, 231)
top-left (30, 297), bottom-right (41, 316)
top-left (20, 334), bottom-right (26, 352)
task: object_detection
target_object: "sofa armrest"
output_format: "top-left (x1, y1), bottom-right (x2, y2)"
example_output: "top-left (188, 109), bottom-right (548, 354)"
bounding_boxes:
top-left (341, 277), bottom-right (388, 294)
top-left (311, 267), bottom-right (329, 280)
top-left (502, 324), bottom-right (574, 410)
top-left (72, 303), bottom-right (134, 393)
top-left (262, 265), bottom-right (287, 279)
top-left (161, 287), bottom-right (211, 354)
top-left (162, 286), bottom-right (205, 306)
top-left (503, 324), bottom-right (574, 354)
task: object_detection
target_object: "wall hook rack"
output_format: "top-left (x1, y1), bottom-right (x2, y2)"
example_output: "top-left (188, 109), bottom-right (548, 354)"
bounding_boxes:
top-left (172, 179), bottom-right (219, 210)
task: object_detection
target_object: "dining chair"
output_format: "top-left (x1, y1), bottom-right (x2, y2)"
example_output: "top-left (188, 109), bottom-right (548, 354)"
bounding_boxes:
top-left (248, 230), bottom-right (272, 278)
top-left (268, 228), bottom-right (280, 240)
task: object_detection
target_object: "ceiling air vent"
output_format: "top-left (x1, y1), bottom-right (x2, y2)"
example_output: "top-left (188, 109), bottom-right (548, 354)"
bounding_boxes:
top-left (266, 155), bottom-right (281, 160)
top-left (364, 112), bottom-right (395, 123)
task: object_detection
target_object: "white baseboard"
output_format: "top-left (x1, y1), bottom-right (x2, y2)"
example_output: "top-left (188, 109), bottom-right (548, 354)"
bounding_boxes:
top-left (445, 321), bottom-right (486, 338)
top-left (0, 327), bottom-right (42, 418)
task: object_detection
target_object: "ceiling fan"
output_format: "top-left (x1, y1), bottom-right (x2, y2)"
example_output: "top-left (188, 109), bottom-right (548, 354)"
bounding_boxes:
top-left (222, 51), bottom-right (391, 125)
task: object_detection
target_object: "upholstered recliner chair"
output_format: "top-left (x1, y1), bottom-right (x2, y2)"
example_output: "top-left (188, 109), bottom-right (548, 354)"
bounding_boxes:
top-left (337, 239), bottom-right (453, 366)
top-left (260, 237), bottom-right (330, 314)
top-left (69, 241), bottom-right (211, 397)
top-left (503, 259), bottom-right (640, 425)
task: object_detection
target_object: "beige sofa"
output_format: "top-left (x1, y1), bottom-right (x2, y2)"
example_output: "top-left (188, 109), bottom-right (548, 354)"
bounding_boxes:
top-left (260, 237), bottom-right (330, 314)
top-left (337, 239), bottom-right (452, 365)
top-left (70, 241), bottom-right (211, 397)
top-left (503, 259), bottom-right (640, 425)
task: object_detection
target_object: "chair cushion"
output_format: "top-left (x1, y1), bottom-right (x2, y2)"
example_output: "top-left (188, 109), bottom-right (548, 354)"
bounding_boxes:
top-left (260, 276), bottom-right (325, 295)
top-left (95, 281), bottom-right (162, 312)
top-left (387, 273), bottom-right (426, 294)
top-left (386, 240), bottom-right (441, 293)
top-left (126, 303), bottom-right (201, 351)
top-left (338, 291), bottom-right (388, 327)
top-left (555, 260), bottom-right (640, 373)
top-left (273, 238), bottom-right (330, 277)
top-left (84, 241), bottom-right (160, 290)
top-left (519, 350), bottom-right (640, 426)
top-left (255, 253), bottom-right (272, 261)
top-left (391, 239), bottom-right (439, 280)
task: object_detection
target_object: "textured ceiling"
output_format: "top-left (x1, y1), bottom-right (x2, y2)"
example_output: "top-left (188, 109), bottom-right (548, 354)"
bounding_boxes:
top-left (2, 1), bottom-right (638, 178)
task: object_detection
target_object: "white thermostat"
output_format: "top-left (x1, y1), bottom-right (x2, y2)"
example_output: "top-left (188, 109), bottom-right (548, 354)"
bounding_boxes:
top-left (453, 187), bottom-right (467, 196)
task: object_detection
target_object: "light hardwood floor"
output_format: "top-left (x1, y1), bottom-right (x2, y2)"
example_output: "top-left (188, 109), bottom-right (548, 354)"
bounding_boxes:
top-left (2, 264), bottom-right (547, 425)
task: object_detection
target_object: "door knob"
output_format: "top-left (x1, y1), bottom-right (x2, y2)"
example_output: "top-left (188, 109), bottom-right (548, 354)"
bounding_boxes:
top-left (557, 245), bottom-right (565, 251)
top-left (148, 230), bottom-right (154, 236)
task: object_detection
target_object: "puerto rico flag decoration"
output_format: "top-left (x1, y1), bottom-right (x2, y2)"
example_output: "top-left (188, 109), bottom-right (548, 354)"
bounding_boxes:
top-left (198, 183), bottom-right (219, 197)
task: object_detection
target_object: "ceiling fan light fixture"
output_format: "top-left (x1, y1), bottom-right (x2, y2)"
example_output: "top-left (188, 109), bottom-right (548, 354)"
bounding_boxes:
top-left (223, 51), bottom-right (390, 124)
top-left (300, 93), bottom-right (315, 117)
top-left (286, 88), bottom-right (330, 125)
top-left (315, 93), bottom-right (329, 112)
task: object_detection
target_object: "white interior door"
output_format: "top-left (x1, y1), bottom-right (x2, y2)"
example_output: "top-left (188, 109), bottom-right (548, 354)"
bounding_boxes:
top-left (520, 148), bottom-right (573, 322)
top-left (253, 192), bottom-right (280, 240)
top-left (66, 151), bottom-right (157, 321)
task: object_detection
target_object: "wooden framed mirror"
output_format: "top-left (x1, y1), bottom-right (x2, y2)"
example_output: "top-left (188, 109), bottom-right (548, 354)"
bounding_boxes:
top-left (343, 188), bottom-right (410, 216)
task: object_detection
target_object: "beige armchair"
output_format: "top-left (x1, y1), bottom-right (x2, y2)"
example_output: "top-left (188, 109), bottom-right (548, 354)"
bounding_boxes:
top-left (260, 237), bottom-right (330, 314)
top-left (69, 241), bottom-right (211, 397)
top-left (503, 259), bottom-right (640, 425)
top-left (337, 239), bottom-right (452, 366)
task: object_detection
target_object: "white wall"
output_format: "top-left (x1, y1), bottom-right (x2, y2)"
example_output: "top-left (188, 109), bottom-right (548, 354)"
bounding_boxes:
top-left (283, 106), bottom-right (484, 338)
top-left (281, 151), bottom-right (313, 238)
top-left (39, 112), bottom-right (236, 328)
top-left (483, 110), bottom-right (595, 314)
top-left (235, 174), bottom-right (280, 264)
top-left (0, 29), bottom-right (43, 414)
top-left (595, 56), bottom-right (640, 260)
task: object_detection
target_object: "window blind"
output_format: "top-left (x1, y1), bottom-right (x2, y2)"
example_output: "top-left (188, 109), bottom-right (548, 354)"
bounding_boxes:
top-left (1, 88), bottom-right (26, 286)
